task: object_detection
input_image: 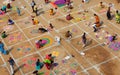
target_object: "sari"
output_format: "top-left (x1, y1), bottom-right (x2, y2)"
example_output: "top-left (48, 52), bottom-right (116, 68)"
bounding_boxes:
top-left (115, 12), bottom-right (120, 23)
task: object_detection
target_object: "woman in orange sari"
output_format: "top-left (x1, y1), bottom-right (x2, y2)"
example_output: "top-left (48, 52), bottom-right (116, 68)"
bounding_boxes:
top-left (94, 14), bottom-right (100, 27)
top-left (93, 14), bottom-right (100, 32)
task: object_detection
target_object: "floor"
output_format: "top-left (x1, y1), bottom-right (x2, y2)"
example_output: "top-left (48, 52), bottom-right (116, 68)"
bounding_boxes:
top-left (0, 0), bottom-right (120, 75)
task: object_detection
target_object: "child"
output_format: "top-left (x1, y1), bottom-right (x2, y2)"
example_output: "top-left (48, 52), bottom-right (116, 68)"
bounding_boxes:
top-left (55, 36), bottom-right (61, 45)
top-left (1, 31), bottom-right (7, 38)
top-left (8, 19), bottom-right (14, 25)
top-left (100, 2), bottom-right (104, 8)
top-left (65, 30), bottom-right (72, 39)
top-left (49, 8), bottom-right (54, 15)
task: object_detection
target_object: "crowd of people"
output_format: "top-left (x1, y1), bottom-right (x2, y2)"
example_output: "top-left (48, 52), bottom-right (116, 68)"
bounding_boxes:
top-left (0, 0), bottom-right (120, 75)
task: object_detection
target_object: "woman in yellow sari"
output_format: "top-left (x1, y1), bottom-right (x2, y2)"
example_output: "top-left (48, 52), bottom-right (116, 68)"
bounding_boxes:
top-left (115, 10), bottom-right (120, 23)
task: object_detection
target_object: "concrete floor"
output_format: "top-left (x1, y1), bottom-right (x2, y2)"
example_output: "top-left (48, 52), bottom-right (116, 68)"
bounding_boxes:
top-left (0, 0), bottom-right (120, 75)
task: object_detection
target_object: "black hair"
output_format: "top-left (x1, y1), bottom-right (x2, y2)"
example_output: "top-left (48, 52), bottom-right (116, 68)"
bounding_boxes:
top-left (49, 23), bottom-right (53, 28)
top-left (116, 10), bottom-right (119, 13)
top-left (3, 31), bottom-right (6, 33)
top-left (112, 34), bottom-right (117, 41)
top-left (36, 59), bottom-right (40, 66)
top-left (32, 19), bottom-right (34, 21)
top-left (94, 14), bottom-right (97, 16)
top-left (48, 54), bottom-right (52, 57)
top-left (39, 39), bottom-right (42, 42)
top-left (82, 32), bottom-right (86, 39)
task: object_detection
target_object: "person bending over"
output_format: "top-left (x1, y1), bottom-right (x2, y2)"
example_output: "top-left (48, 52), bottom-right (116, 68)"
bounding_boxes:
top-left (8, 19), bottom-right (14, 25)
top-left (38, 27), bottom-right (48, 33)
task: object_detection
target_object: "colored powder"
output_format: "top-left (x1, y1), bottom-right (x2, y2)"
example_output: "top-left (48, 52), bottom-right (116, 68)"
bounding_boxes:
top-left (54, 70), bottom-right (59, 74)
top-left (26, 48), bottom-right (31, 50)
top-left (28, 60), bottom-right (33, 65)
top-left (17, 48), bottom-right (21, 51)
top-left (54, 0), bottom-right (66, 5)
top-left (38, 72), bottom-right (44, 75)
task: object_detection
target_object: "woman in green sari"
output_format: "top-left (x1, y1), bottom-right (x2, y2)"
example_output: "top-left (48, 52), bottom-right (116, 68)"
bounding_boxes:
top-left (115, 10), bottom-right (120, 23)
top-left (1, 31), bottom-right (7, 38)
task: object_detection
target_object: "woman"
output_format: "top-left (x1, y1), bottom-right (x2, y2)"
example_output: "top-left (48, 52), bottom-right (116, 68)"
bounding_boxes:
top-left (92, 14), bottom-right (101, 32)
top-left (94, 14), bottom-right (100, 27)
top-left (8, 57), bottom-right (15, 75)
top-left (49, 23), bottom-right (54, 29)
top-left (66, 14), bottom-right (73, 20)
top-left (100, 2), bottom-right (104, 8)
top-left (1, 31), bottom-right (7, 38)
top-left (106, 34), bottom-right (117, 45)
top-left (106, 7), bottom-right (111, 20)
top-left (82, 33), bottom-right (87, 47)
top-left (7, 3), bottom-right (11, 9)
top-left (44, 54), bottom-right (54, 70)
top-left (35, 59), bottom-right (43, 71)
top-left (46, 54), bottom-right (54, 64)
top-left (38, 27), bottom-right (48, 33)
top-left (65, 30), bottom-right (72, 39)
top-left (8, 19), bottom-right (14, 25)
top-left (115, 10), bottom-right (120, 23)
top-left (0, 41), bottom-right (7, 55)
top-left (1, 5), bottom-right (7, 13)
top-left (49, 8), bottom-right (54, 15)
top-left (16, 7), bottom-right (21, 16)
top-left (32, 18), bottom-right (39, 25)
top-left (35, 39), bottom-right (43, 48)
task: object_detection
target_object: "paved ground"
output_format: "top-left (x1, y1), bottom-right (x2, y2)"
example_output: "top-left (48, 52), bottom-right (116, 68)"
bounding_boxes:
top-left (0, 0), bottom-right (120, 75)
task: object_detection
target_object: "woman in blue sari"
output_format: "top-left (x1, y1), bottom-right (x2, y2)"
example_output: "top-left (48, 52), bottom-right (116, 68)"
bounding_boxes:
top-left (0, 41), bottom-right (7, 55)
top-left (35, 59), bottom-right (43, 71)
